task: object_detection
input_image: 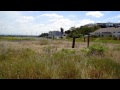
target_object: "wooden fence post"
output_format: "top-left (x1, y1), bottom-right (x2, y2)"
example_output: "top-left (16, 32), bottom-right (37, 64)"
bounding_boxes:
top-left (84, 37), bottom-right (85, 42)
top-left (72, 37), bottom-right (76, 48)
top-left (87, 34), bottom-right (90, 48)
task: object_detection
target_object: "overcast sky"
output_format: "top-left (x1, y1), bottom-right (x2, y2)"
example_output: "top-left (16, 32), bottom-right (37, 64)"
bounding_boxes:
top-left (0, 11), bottom-right (120, 35)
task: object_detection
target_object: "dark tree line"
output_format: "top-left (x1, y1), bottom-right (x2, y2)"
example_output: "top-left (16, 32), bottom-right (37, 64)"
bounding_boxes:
top-left (38, 33), bottom-right (48, 37)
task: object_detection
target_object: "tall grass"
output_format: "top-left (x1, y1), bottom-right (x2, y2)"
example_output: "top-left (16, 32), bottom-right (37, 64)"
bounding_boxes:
top-left (0, 39), bottom-right (120, 79)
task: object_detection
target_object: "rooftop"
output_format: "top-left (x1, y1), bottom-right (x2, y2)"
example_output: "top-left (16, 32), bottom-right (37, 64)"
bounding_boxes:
top-left (94, 27), bottom-right (120, 33)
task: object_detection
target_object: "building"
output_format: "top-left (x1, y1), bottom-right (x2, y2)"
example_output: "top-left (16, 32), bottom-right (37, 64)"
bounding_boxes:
top-left (48, 31), bottom-right (66, 39)
top-left (96, 22), bottom-right (120, 28)
top-left (84, 22), bottom-right (120, 28)
top-left (90, 27), bottom-right (120, 38)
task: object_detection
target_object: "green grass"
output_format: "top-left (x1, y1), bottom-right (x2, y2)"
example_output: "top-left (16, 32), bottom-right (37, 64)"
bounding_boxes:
top-left (66, 37), bottom-right (120, 44)
top-left (0, 37), bottom-right (35, 41)
top-left (95, 40), bottom-right (120, 44)
top-left (66, 37), bottom-right (85, 42)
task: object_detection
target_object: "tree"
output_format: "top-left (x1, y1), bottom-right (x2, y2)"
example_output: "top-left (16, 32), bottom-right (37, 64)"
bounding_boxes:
top-left (65, 25), bottom-right (100, 37)
top-left (65, 30), bottom-right (71, 34)
top-left (65, 25), bottom-right (101, 48)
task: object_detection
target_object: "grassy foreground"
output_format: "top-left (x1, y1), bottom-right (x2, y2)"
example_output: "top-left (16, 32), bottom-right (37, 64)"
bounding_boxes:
top-left (0, 38), bottom-right (120, 79)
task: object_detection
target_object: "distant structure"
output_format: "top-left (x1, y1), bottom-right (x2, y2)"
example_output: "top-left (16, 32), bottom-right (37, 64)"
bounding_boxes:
top-left (48, 31), bottom-right (66, 39)
top-left (96, 22), bottom-right (120, 28)
top-left (85, 22), bottom-right (120, 28)
top-left (84, 22), bottom-right (120, 38)
top-left (90, 27), bottom-right (120, 38)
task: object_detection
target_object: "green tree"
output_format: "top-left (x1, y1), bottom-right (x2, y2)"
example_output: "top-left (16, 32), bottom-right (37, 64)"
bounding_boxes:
top-left (65, 24), bottom-right (101, 38)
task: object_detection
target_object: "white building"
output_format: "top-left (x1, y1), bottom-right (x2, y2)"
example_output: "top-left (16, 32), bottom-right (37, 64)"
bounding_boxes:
top-left (90, 27), bottom-right (120, 37)
top-left (48, 31), bottom-right (66, 38)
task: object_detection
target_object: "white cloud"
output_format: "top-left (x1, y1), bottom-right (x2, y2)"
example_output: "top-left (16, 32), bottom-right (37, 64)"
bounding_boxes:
top-left (16, 16), bottom-right (34, 23)
top-left (0, 11), bottom-right (36, 35)
top-left (114, 15), bottom-right (120, 18)
top-left (0, 12), bottom-right (95, 35)
top-left (68, 15), bottom-right (76, 18)
top-left (47, 18), bottom-right (75, 30)
top-left (76, 19), bottom-right (95, 27)
top-left (86, 11), bottom-right (104, 18)
top-left (40, 13), bottom-right (63, 19)
top-left (103, 14), bottom-right (120, 22)
top-left (36, 13), bottom-right (76, 30)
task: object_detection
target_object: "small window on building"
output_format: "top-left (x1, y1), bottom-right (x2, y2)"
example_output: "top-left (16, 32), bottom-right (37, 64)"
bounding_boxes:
top-left (118, 32), bottom-right (120, 33)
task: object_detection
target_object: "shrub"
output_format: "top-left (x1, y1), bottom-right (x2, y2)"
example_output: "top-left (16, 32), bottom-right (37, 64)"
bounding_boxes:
top-left (87, 44), bottom-right (108, 56)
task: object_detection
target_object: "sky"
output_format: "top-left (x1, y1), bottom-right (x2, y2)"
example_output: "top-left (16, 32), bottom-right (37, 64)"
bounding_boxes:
top-left (0, 11), bottom-right (120, 35)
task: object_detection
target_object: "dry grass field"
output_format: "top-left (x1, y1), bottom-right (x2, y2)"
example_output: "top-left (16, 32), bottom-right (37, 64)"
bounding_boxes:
top-left (0, 37), bottom-right (120, 79)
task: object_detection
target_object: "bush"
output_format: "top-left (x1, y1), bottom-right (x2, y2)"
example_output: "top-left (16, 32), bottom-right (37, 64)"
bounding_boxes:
top-left (87, 44), bottom-right (108, 56)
